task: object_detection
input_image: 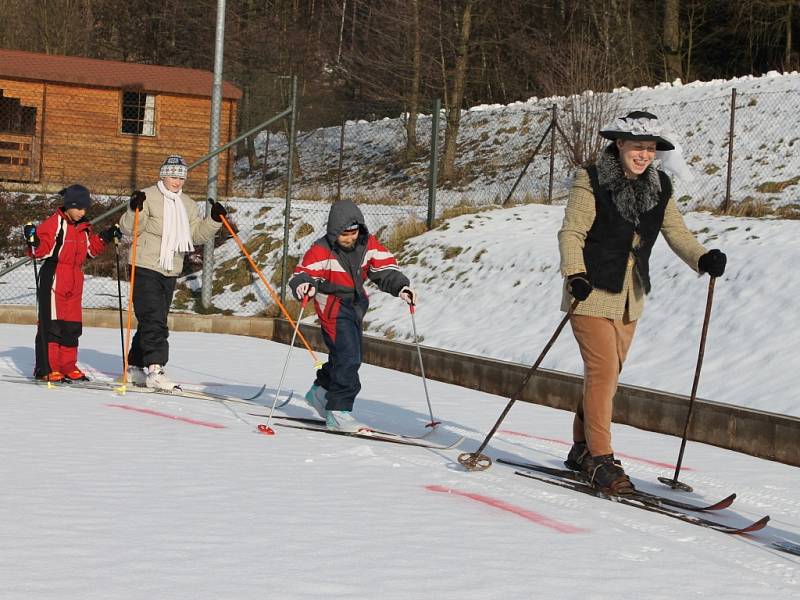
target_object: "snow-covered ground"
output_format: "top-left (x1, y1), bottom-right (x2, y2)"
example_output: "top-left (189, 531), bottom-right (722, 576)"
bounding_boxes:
top-left (365, 203), bottom-right (800, 418)
top-left (0, 325), bottom-right (798, 599)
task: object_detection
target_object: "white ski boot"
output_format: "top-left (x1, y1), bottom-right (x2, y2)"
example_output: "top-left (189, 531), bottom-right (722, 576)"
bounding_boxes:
top-left (145, 364), bottom-right (179, 391)
top-left (325, 410), bottom-right (369, 433)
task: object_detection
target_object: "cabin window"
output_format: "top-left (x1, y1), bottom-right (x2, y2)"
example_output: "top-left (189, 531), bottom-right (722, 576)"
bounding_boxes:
top-left (121, 91), bottom-right (156, 136)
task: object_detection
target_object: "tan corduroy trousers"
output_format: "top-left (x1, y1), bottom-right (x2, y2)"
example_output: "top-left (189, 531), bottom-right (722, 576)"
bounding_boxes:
top-left (570, 314), bottom-right (638, 457)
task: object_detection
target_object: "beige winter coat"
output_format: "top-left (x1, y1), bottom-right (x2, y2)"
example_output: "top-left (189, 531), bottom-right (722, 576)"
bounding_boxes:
top-left (558, 169), bottom-right (707, 321)
top-left (119, 185), bottom-right (221, 277)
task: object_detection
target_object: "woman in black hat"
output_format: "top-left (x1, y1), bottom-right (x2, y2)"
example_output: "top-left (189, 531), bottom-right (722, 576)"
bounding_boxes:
top-left (557, 111), bottom-right (727, 494)
top-left (23, 184), bottom-right (121, 382)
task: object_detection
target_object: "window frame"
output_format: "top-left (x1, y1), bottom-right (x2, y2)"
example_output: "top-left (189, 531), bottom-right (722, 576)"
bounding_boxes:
top-left (119, 90), bottom-right (157, 137)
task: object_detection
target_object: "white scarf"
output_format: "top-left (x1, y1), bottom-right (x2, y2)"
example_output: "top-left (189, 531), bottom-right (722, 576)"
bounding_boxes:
top-left (157, 180), bottom-right (194, 271)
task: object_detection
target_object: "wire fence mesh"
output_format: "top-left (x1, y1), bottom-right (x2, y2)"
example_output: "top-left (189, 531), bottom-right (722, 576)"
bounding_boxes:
top-left (2, 85), bottom-right (797, 318)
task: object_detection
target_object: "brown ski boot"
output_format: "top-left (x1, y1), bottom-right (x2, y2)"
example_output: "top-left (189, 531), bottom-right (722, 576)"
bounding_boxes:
top-left (564, 441), bottom-right (589, 471)
top-left (583, 454), bottom-right (635, 495)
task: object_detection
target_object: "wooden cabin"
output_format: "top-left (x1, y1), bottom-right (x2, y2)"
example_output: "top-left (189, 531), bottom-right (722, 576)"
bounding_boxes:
top-left (0, 48), bottom-right (241, 196)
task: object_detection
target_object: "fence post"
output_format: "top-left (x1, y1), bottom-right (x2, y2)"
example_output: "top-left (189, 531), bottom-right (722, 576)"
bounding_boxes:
top-left (427, 98), bottom-right (441, 229)
top-left (336, 115), bottom-right (346, 202)
top-left (280, 75), bottom-right (298, 303)
top-left (723, 88), bottom-right (737, 214)
top-left (547, 103), bottom-right (557, 205)
top-left (201, 0), bottom-right (226, 310)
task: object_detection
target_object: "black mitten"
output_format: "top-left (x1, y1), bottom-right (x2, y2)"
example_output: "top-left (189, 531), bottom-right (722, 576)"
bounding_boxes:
top-left (99, 224), bottom-right (123, 243)
top-left (208, 198), bottom-right (227, 223)
top-left (23, 223), bottom-right (39, 248)
top-left (698, 249), bottom-right (726, 277)
top-left (567, 273), bottom-right (593, 301)
top-left (129, 190), bottom-right (146, 211)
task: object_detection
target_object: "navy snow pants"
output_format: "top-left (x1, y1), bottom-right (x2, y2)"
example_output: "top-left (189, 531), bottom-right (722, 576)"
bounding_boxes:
top-left (314, 299), bottom-right (365, 411)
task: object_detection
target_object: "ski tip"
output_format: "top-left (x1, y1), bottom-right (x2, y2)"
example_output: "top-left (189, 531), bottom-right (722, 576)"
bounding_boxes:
top-left (740, 515), bottom-right (770, 533)
top-left (257, 424), bottom-right (275, 436)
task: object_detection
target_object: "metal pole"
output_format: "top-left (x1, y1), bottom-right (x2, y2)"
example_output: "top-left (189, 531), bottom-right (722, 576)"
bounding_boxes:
top-left (547, 103), bottom-right (557, 205)
top-left (502, 120), bottom-right (553, 206)
top-left (336, 115), bottom-right (346, 202)
top-left (280, 75), bottom-right (298, 303)
top-left (427, 98), bottom-right (441, 229)
top-left (722, 88), bottom-right (736, 214)
top-left (458, 300), bottom-right (579, 472)
top-left (201, 0), bottom-right (226, 310)
top-left (658, 277), bottom-right (717, 492)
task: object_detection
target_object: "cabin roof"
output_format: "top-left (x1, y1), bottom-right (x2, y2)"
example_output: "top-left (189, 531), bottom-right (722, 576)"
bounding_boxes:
top-left (0, 48), bottom-right (242, 100)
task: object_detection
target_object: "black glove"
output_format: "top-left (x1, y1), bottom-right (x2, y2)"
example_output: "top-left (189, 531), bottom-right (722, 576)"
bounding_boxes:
top-left (698, 249), bottom-right (726, 277)
top-left (23, 223), bottom-right (39, 248)
top-left (567, 273), bottom-right (593, 301)
top-left (99, 224), bottom-right (123, 243)
top-left (129, 190), bottom-right (145, 211)
top-left (209, 198), bottom-right (227, 223)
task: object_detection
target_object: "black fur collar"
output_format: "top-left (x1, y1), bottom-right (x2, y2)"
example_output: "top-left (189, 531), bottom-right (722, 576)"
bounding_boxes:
top-left (596, 148), bottom-right (661, 226)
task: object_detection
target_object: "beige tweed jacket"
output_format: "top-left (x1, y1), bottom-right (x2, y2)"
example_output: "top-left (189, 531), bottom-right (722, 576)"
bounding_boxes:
top-left (119, 185), bottom-right (221, 278)
top-left (558, 169), bottom-right (707, 321)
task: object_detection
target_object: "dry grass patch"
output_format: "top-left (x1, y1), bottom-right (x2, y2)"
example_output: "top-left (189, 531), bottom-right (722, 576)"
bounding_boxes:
top-left (383, 215), bottom-right (428, 254)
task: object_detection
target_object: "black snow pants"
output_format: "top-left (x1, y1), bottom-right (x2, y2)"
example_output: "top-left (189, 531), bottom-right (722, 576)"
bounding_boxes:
top-left (127, 267), bottom-right (177, 368)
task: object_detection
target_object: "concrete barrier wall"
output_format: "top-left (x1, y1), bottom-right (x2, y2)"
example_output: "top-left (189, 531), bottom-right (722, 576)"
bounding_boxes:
top-left (1, 304), bottom-right (796, 466)
top-left (273, 319), bottom-right (800, 467)
top-left (0, 305), bottom-right (274, 340)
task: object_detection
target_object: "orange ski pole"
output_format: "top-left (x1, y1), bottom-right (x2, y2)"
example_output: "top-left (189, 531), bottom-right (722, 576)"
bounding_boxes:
top-left (118, 208), bottom-right (140, 392)
top-left (217, 211), bottom-right (321, 367)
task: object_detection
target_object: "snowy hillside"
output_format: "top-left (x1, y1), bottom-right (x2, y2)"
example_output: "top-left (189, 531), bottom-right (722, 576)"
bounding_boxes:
top-left (235, 71), bottom-right (800, 212)
top-left (0, 326), bottom-right (798, 600)
top-left (364, 203), bottom-right (800, 418)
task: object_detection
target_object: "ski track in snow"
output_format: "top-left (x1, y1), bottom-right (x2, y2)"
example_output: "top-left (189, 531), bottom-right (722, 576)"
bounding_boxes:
top-left (1, 325), bottom-right (799, 599)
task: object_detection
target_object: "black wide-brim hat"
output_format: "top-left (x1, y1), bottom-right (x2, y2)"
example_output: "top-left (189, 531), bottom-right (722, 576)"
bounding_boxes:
top-left (599, 110), bottom-right (675, 151)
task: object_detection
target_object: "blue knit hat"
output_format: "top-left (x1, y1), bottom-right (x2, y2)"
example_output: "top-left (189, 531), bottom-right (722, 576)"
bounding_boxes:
top-left (59, 184), bottom-right (92, 210)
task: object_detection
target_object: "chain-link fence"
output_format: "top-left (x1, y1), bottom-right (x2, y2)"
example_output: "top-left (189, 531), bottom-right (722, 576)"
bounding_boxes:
top-left (2, 83), bottom-right (798, 318)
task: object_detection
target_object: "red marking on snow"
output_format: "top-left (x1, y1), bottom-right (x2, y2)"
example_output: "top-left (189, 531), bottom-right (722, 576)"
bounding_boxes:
top-left (498, 430), bottom-right (694, 471)
top-left (425, 485), bottom-right (586, 533)
top-left (106, 404), bottom-right (226, 429)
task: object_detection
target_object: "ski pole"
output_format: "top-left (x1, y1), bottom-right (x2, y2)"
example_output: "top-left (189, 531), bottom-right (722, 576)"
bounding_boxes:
top-left (259, 294), bottom-right (310, 435)
top-left (26, 223), bottom-right (43, 382)
top-left (658, 276), bottom-right (717, 492)
top-left (118, 208), bottom-right (140, 393)
top-left (409, 302), bottom-right (440, 429)
top-left (24, 223), bottom-right (40, 311)
top-left (458, 300), bottom-right (578, 471)
top-left (214, 205), bottom-right (321, 368)
top-left (113, 232), bottom-right (126, 383)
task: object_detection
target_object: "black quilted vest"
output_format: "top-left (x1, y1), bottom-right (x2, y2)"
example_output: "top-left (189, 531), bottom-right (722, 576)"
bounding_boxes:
top-left (583, 165), bottom-right (672, 294)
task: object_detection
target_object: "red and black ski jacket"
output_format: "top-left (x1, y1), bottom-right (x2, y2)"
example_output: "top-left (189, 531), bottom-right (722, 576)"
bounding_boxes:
top-left (28, 209), bottom-right (106, 322)
top-left (289, 201), bottom-right (409, 338)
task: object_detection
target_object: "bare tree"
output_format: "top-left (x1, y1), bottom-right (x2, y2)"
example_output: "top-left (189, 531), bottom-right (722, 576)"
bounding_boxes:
top-left (663, 0), bottom-right (683, 81)
top-left (438, 0), bottom-right (476, 184)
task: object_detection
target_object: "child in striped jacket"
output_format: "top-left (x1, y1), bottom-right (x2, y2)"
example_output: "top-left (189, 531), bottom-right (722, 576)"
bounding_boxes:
top-left (288, 200), bottom-right (416, 432)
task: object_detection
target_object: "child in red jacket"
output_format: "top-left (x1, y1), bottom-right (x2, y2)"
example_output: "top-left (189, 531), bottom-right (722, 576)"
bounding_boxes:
top-left (24, 184), bottom-right (121, 382)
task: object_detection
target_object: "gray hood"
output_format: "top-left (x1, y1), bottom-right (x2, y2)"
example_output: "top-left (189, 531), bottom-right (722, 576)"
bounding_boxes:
top-left (326, 200), bottom-right (367, 244)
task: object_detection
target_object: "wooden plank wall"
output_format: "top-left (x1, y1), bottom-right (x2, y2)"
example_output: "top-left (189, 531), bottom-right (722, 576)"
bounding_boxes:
top-left (0, 78), bottom-right (237, 197)
top-left (0, 79), bottom-right (44, 182)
